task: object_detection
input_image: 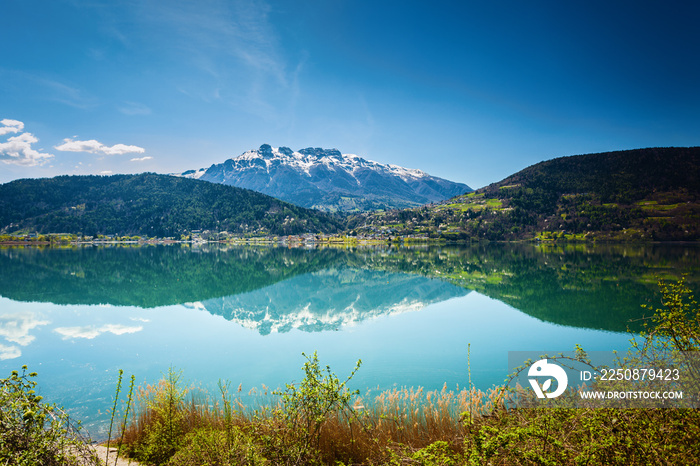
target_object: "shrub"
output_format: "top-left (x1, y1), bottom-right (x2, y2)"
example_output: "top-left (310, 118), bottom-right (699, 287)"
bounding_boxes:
top-left (634, 276), bottom-right (700, 398)
top-left (411, 440), bottom-right (463, 465)
top-left (461, 278), bottom-right (700, 465)
top-left (167, 426), bottom-right (268, 466)
top-left (272, 351), bottom-right (362, 464)
top-left (0, 366), bottom-right (99, 466)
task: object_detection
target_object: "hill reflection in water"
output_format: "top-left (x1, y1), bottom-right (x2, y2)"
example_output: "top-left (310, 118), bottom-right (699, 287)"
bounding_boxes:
top-left (0, 242), bottom-right (697, 333)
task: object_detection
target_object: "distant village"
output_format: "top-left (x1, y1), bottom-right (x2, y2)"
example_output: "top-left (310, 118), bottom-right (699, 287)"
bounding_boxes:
top-left (0, 229), bottom-right (436, 246)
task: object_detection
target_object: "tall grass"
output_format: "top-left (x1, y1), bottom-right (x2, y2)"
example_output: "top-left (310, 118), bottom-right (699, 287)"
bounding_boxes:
top-left (114, 372), bottom-right (700, 466)
top-left (117, 374), bottom-right (700, 465)
top-left (117, 369), bottom-right (504, 465)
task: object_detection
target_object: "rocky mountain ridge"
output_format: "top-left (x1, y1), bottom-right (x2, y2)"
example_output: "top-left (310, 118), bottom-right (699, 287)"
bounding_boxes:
top-left (174, 144), bottom-right (471, 212)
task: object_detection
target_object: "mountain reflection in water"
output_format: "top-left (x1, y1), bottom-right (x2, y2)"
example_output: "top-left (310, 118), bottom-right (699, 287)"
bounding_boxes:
top-left (185, 268), bottom-right (469, 334)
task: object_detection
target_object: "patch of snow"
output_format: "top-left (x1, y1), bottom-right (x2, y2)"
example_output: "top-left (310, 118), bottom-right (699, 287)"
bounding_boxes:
top-left (170, 168), bottom-right (207, 179)
top-left (223, 145), bottom-right (436, 183)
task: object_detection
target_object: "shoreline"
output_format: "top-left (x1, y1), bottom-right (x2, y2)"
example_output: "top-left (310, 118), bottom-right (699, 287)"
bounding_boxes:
top-left (1, 236), bottom-right (698, 247)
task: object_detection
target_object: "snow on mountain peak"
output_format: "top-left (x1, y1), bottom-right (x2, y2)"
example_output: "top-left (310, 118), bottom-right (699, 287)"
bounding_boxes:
top-left (172, 144), bottom-right (471, 212)
top-left (171, 167), bottom-right (207, 179)
top-left (230, 144), bottom-right (430, 181)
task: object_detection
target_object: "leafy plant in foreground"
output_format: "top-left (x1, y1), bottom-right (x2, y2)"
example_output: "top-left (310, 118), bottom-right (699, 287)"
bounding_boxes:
top-left (632, 276), bottom-right (700, 399)
top-left (274, 351), bottom-right (362, 464)
top-left (130, 366), bottom-right (189, 465)
top-left (0, 366), bottom-right (99, 466)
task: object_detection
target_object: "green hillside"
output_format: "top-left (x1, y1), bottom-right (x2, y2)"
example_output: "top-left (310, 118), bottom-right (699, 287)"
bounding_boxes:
top-left (0, 173), bottom-right (342, 237)
top-left (0, 245), bottom-right (341, 307)
top-left (347, 147), bottom-right (700, 241)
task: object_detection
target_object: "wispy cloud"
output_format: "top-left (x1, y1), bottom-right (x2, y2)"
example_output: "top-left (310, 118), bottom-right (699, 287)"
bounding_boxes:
top-left (38, 77), bottom-right (97, 109)
top-left (1, 68), bottom-right (98, 109)
top-left (130, 156), bottom-right (153, 162)
top-left (55, 138), bottom-right (146, 155)
top-left (154, 0), bottom-right (284, 76)
top-left (0, 312), bottom-right (50, 346)
top-left (140, 0), bottom-right (296, 116)
top-left (118, 101), bottom-right (152, 115)
top-left (0, 120), bottom-right (54, 166)
top-left (54, 324), bottom-right (143, 340)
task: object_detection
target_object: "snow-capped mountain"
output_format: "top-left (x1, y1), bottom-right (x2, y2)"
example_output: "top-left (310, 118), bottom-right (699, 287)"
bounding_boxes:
top-left (174, 144), bottom-right (471, 211)
top-left (184, 268), bottom-right (470, 335)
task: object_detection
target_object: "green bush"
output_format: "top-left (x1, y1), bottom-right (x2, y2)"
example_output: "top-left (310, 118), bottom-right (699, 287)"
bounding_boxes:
top-left (166, 426), bottom-right (268, 466)
top-left (272, 351), bottom-right (362, 464)
top-left (411, 440), bottom-right (462, 465)
top-left (0, 366), bottom-right (99, 466)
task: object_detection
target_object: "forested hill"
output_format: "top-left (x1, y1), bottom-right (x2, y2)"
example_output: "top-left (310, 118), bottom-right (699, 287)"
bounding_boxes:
top-left (347, 147), bottom-right (700, 241)
top-left (487, 147), bottom-right (700, 203)
top-left (0, 173), bottom-right (342, 237)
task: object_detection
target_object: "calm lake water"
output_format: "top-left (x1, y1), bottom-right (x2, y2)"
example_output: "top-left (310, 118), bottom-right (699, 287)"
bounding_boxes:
top-left (0, 242), bottom-right (697, 438)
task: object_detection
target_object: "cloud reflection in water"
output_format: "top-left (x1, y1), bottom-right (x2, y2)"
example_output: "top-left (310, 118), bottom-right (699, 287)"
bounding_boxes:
top-left (54, 324), bottom-right (143, 340)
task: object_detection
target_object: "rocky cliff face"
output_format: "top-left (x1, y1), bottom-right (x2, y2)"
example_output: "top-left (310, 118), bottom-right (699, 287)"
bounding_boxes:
top-left (176, 144), bottom-right (471, 211)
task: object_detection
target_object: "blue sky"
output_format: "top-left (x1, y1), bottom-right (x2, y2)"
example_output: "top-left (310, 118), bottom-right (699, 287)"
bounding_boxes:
top-left (1, 0), bottom-right (699, 188)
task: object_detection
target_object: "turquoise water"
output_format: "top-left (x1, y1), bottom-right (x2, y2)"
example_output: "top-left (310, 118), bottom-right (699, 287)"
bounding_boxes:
top-left (0, 243), bottom-right (697, 438)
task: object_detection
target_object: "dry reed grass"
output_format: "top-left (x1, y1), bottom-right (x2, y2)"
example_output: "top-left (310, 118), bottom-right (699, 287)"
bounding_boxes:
top-left (116, 372), bottom-right (700, 465)
top-left (118, 376), bottom-right (505, 465)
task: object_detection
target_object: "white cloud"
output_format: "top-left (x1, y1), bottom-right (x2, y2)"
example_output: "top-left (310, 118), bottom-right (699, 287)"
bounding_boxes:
top-left (56, 139), bottom-right (104, 153)
top-left (100, 170), bottom-right (113, 175)
top-left (0, 312), bottom-right (50, 346)
top-left (0, 119), bottom-right (24, 136)
top-left (55, 138), bottom-right (146, 155)
top-left (130, 156), bottom-right (153, 162)
top-left (0, 344), bottom-right (21, 360)
top-left (54, 324), bottom-right (143, 340)
top-left (0, 120), bottom-right (55, 166)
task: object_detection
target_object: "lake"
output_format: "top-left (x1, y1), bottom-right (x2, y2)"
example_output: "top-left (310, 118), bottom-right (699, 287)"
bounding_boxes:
top-left (0, 242), bottom-right (697, 438)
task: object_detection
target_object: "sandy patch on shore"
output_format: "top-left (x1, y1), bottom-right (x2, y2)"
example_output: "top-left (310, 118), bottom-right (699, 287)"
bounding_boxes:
top-left (91, 445), bottom-right (141, 466)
